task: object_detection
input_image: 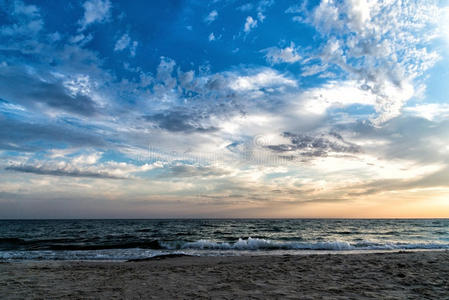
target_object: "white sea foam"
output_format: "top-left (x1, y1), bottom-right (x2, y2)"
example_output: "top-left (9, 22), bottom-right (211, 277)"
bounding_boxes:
top-left (180, 238), bottom-right (354, 250)
top-left (1, 239), bottom-right (449, 261)
top-left (178, 237), bottom-right (449, 251)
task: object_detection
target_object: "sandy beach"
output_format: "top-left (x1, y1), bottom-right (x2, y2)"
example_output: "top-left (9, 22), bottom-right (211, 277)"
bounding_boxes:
top-left (1, 251), bottom-right (448, 299)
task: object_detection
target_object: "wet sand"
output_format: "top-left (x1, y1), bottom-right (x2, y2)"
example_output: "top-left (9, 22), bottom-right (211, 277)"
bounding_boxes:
top-left (1, 251), bottom-right (448, 299)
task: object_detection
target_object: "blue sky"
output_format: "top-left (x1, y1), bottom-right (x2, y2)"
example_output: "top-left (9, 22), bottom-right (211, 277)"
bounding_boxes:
top-left (1, 0), bottom-right (449, 218)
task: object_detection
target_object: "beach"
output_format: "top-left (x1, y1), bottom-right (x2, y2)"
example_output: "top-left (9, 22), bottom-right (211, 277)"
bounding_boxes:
top-left (1, 251), bottom-right (448, 299)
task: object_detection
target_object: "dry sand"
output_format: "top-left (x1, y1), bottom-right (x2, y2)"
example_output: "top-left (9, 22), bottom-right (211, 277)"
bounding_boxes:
top-left (1, 251), bottom-right (448, 299)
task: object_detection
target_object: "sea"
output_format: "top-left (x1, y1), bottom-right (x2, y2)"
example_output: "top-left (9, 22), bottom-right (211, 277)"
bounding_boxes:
top-left (0, 219), bottom-right (448, 261)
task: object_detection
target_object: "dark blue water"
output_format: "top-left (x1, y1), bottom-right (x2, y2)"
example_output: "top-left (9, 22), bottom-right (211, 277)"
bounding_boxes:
top-left (0, 219), bottom-right (448, 260)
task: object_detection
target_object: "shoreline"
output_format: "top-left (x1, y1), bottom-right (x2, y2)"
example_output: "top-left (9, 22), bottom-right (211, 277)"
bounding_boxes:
top-left (2, 251), bottom-right (448, 299)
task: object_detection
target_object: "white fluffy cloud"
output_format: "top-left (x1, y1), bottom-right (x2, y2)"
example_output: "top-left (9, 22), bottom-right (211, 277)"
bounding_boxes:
top-left (114, 34), bottom-right (130, 51)
top-left (244, 16), bottom-right (258, 33)
top-left (79, 0), bottom-right (111, 31)
top-left (114, 34), bottom-right (138, 56)
top-left (204, 10), bottom-right (218, 24)
top-left (263, 42), bottom-right (302, 64)
top-left (296, 0), bottom-right (441, 123)
top-left (5, 153), bottom-right (163, 180)
top-left (228, 69), bottom-right (297, 92)
top-left (297, 80), bottom-right (377, 115)
top-left (404, 104), bottom-right (449, 121)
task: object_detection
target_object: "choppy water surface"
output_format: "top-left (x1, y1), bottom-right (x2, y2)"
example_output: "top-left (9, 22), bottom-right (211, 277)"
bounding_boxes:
top-left (0, 219), bottom-right (448, 260)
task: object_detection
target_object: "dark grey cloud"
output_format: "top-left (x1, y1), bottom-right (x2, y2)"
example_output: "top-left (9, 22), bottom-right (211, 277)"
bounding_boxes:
top-left (0, 67), bottom-right (97, 116)
top-left (144, 110), bottom-right (219, 133)
top-left (0, 117), bottom-right (106, 151)
top-left (267, 131), bottom-right (361, 157)
top-left (5, 164), bottom-right (125, 179)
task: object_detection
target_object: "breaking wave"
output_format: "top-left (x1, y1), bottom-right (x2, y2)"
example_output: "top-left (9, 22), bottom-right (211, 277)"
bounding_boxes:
top-left (177, 237), bottom-right (449, 251)
top-left (2, 237), bottom-right (449, 253)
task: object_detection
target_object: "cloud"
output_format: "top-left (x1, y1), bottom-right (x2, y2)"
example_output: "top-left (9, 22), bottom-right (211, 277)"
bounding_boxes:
top-left (207, 32), bottom-right (221, 42)
top-left (156, 56), bottom-right (177, 89)
top-left (0, 117), bottom-right (106, 152)
top-left (129, 41), bottom-right (138, 56)
top-left (114, 33), bottom-right (138, 56)
top-left (285, 3), bottom-right (306, 14)
top-left (267, 131), bottom-right (361, 158)
top-left (337, 115), bottom-right (449, 165)
top-left (4, 158), bottom-right (162, 180)
top-left (114, 33), bottom-right (130, 51)
top-left (256, 0), bottom-right (274, 13)
top-left (310, 0), bottom-right (343, 34)
top-left (144, 111), bottom-right (219, 133)
top-left (0, 66), bottom-right (98, 116)
top-left (5, 164), bottom-right (125, 179)
top-left (133, 62), bottom-right (300, 142)
top-left (237, 3), bottom-right (253, 11)
top-left (404, 104), bottom-right (449, 121)
top-left (69, 33), bottom-right (93, 45)
top-left (72, 152), bottom-right (102, 165)
top-left (243, 16), bottom-right (257, 33)
top-left (343, 165), bottom-right (449, 197)
top-left (296, 0), bottom-right (441, 123)
top-left (204, 10), bottom-right (218, 24)
top-left (237, 0), bottom-right (273, 14)
top-left (262, 42), bottom-right (302, 64)
top-left (160, 164), bottom-right (230, 178)
top-left (297, 80), bottom-right (377, 115)
top-left (148, 58), bottom-right (298, 122)
top-left (79, 0), bottom-right (111, 31)
top-left (12, 0), bottom-right (40, 17)
top-left (228, 69), bottom-right (297, 92)
top-left (1, 1), bottom-right (447, 218)
top-left (0, 0), bottom-right (43, 37)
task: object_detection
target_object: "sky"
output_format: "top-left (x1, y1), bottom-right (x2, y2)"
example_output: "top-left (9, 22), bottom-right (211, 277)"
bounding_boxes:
top-left (1, 0), bottom-right (449, 218)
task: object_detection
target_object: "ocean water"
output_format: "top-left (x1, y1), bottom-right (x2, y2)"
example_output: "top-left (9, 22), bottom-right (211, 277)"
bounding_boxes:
top-left (0, 219), bottom-right (448, 261)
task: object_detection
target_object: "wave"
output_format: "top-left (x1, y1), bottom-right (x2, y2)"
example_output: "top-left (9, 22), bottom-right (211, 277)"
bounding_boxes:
top-left (2, 237), bottom-right (449, 252)
top-left (1, 237), bottom-right (449, 261)
top-left (177, 238), bottom-right (449, 251)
